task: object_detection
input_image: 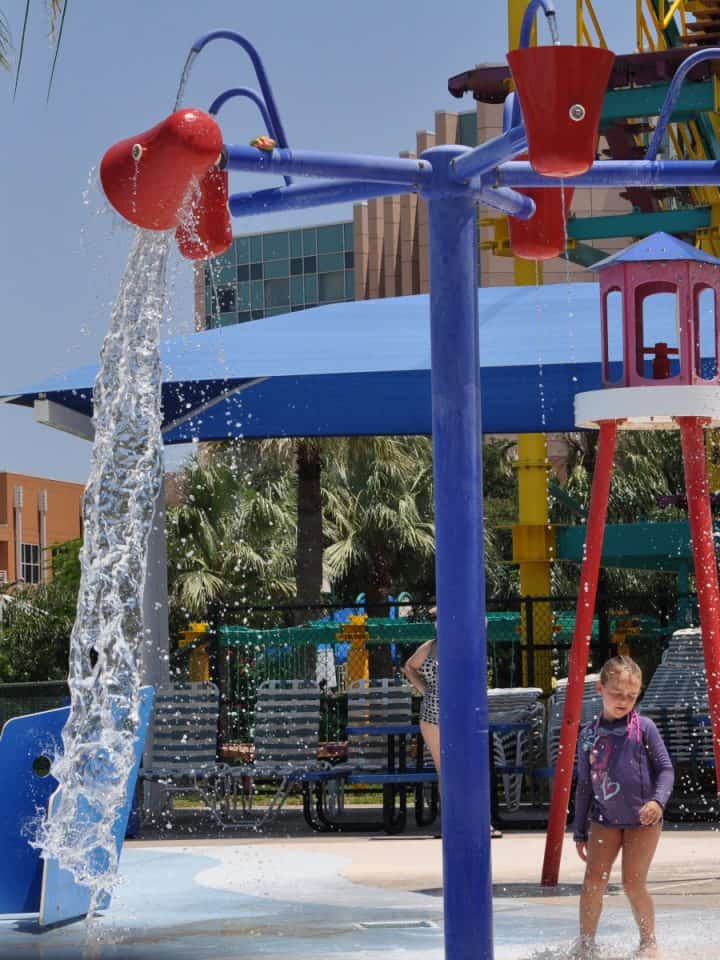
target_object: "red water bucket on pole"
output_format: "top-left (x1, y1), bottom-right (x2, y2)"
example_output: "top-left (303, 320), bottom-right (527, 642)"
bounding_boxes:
top-left (506, 45), bottom-right (614, 177)
top-left (508, 181), bottom-right (574, 260)
top-left (100, 109), bottom-right (224, 231)
top-left (176, 166), bottom-right (233, 261)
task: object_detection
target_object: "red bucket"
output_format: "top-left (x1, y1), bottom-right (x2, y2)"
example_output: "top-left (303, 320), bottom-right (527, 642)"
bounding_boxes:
top-left (176, 166), bottom-right (232, 261)
top-left (100, 109), bottom-right (224, 230)
top-left (506, 45), bottom-right (614, 177)
top-left (508, 183), bottom-right (574, 260)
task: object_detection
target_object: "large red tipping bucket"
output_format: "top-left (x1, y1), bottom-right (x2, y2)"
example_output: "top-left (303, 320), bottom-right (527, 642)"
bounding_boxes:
top-left (508, 182), bottom-right (574, 260)
top-left (506, 45), bottom-right (614, 177)
top-left (176, 166), bottom-right (233, 261)
top-left (100, 109), bottom-right (224, 231)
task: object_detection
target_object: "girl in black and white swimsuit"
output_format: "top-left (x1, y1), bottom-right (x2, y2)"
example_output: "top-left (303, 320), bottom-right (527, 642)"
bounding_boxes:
top-left (403, 618), bottom-right (502, 838)
top-left (403, 638), bottom-right (441, 772)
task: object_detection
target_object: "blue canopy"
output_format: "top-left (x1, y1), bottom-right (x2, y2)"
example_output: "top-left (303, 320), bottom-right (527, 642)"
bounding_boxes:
top-left (2, 282), bottom-right (606, 441)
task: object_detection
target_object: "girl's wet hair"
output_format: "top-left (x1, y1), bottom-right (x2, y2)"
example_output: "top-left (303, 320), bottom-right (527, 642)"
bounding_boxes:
top-left (599, 655), bottom-right (642, 685)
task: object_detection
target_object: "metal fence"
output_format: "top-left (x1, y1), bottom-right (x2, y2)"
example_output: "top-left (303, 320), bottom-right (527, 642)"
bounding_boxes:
top-left (213, 592), bottom-right (693, 745)
top-left (0, 680), bottom-right (69, 729)
top-left (216, 619), bottom-right (431, 744)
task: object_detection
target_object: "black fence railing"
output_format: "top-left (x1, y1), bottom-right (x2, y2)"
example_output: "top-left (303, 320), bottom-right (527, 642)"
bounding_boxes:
top-left (0, 680), bottom-right (69, 729)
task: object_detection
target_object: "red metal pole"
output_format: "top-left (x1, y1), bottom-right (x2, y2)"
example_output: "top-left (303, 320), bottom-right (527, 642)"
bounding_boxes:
top-left (541, 419), bottom-right (618, 887)
top-left (678, 416), bottom-right (720, 786)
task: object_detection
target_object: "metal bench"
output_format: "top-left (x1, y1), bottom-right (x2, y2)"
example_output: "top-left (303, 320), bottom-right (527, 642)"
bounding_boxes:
top-left (227, 680), bottom-right (349, 829)
top-left (311, 679), bottom-right (438, 834)
top-left (140, 681), bottom-right (227, 824)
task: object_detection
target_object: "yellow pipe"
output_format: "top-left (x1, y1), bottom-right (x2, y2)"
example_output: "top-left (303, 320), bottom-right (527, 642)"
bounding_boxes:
top-left (508, 0), bottom-right (534, 49)
top-left (179, 621), bottom-right (211, 682)
top-left (512, 436), bottom-right (555, 691)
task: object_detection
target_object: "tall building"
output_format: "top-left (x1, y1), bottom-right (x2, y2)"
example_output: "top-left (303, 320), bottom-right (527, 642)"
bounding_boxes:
top-left (197, 222), bottom-right (355, 329)
top-left (0, 473), bottom-right (83, 586)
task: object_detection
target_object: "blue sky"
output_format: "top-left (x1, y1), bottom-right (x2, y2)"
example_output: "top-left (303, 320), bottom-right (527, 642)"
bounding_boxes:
top-left (1, 0), bottom-right (632, 482)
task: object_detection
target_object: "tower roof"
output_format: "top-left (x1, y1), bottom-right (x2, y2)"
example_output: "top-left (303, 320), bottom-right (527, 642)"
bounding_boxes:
top-left (590, 232), bottom-right (720, 270)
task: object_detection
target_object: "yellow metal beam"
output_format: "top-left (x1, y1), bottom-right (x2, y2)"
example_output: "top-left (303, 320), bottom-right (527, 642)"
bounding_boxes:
top-left (512, 430), bottom-right (555, 692)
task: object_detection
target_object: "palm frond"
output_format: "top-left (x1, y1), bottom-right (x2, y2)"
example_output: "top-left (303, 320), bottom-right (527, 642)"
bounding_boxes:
top-left (0, 12), bottom-right (11, 69)
top-left (13, 1), bottom-right (30, 98)
top-left (47, 0), bottom-right (67, 101)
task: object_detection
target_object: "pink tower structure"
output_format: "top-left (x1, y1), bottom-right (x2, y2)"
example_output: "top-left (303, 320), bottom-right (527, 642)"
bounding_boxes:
top-left (543, 232), bottom-right (720, 885)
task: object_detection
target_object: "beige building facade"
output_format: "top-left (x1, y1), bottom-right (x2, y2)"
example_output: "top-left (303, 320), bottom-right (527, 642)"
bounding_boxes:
top-left (352, 100), bottom-right (631, 300)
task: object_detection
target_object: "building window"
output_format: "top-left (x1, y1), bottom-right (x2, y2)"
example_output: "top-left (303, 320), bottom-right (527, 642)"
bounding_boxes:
top-left (318, 271), bottom-right (346, 303)
top-left (264, 278), bottom-right (290, 309)
top-left (217, 286), bottom-right (236, 313)
top-left (263, 232), bottom-right (290, 260)
top-left (317, 223), bottom-right (344, 254)
top-left (21, 543), bottom-right (40, 584)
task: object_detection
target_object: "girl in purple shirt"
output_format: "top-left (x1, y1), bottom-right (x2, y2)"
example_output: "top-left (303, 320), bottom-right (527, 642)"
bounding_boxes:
top-left (571, 656), bottom-right (674, 959)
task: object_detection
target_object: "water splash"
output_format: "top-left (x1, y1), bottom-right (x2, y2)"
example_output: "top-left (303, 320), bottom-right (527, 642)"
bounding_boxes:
top-left (34, 229), bottom-right (169, 910)
top-left (174, 50), bottom-right (198, 111)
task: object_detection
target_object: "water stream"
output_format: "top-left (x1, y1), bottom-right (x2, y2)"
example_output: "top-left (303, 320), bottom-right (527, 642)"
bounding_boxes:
top-left (32, 52), bottom-right (206, 911)
top-left (35, 229), bottom-right (170, 911)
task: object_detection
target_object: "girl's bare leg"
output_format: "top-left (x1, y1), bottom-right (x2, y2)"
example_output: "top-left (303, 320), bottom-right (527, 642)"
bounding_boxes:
top-left (579, 823), bottom-right (623, 941)
top-left (621, 824), bottom-right (662, 955)
top-left (420, 720), bottom-right (441, 772)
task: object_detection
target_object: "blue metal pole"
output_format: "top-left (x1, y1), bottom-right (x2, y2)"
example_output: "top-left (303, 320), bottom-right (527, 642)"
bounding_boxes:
top-left (646, 47), bottom-right (720, 160)
top-left (229, 178), bottom-right (413, 217)
top-left (519, 0), bottom-right (558, 48)
top-left (190, 31), bottom-right (291, 152)
top-left (451, 126), bottom-right (528, 182)
top-left (208, 88), bottom-right (292, 186)
top-left (496, 158), bottom-right (720, 188)
top-left (423, 145), bottom-right (493, 960)
top-left (477, 185), bottom-right (535, 218)
top-left (224, 143), bottom-right (433, 186)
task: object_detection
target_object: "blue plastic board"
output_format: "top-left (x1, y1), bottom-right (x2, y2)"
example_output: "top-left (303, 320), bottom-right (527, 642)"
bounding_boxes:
top-left (0, 704), bottom-right (70, 913)
top-left (39, 684), bottom-right (154, 926)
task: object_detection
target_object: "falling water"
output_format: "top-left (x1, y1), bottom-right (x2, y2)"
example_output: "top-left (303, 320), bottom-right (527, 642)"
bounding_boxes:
top-left (174, 50), bottom-right (198, 110)
top-left (35, 229), bottom-right (170, 909)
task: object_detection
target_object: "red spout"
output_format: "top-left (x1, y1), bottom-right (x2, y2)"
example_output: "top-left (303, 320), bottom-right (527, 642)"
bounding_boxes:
top-left (100, 109), bottom-right (224, 231)
top-left (176, 166), bottom-right (233, 260)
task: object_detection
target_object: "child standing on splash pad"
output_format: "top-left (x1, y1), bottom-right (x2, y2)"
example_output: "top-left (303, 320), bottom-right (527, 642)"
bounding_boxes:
top-left (570, 656), bottom-right (674, 959)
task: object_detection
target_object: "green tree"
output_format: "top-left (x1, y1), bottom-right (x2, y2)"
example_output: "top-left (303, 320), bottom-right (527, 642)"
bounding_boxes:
top-left (166, 446), bottom-right (296, 625)
top-left (0, 579), bottom-right (76, 681)
top-left (551, 430), bottom-right (685, 604)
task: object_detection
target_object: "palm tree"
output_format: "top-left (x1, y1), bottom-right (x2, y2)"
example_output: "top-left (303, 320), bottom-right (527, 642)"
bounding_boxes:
top-left (166, 449), bottom-right (296, 622)
top-left (323, 437), bottom-right (436, 674)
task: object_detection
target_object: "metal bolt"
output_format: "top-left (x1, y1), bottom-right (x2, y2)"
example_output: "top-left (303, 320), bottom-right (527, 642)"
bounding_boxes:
top-left (569, 104), bottom-right (586, 122)
top-left (131, 143), bottom-right (143, 161)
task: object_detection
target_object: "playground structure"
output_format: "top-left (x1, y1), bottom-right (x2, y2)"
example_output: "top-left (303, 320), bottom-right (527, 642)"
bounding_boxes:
top-left (5, 1), bottom-right (720, 957)
top-left (90, 2), bottom-right (720, 955)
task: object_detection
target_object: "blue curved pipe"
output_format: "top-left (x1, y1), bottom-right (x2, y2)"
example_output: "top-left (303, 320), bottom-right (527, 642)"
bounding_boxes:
top-left (209, 87), bottom-right (276, 133)
top-left (208, 87), bottom-right (291, 186)
top-left (646, 47), bottom-right (720, 160)
top-left (190, 31), bottom-right (291, 153)
top-left (503, 93), bottom-right (517, 134)
top-left (518, 0), bottom-right (558, 49)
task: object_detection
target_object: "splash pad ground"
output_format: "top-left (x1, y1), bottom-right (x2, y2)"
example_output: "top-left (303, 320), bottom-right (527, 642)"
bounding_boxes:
top-left (0, 817), bottom-right (717, 959)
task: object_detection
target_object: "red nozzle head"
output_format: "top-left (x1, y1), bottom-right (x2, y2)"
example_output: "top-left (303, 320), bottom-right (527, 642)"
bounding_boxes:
top-left (100, 108), bottom-right (224, 231)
